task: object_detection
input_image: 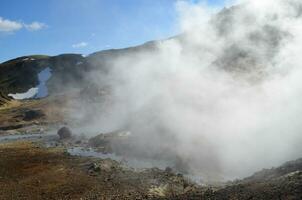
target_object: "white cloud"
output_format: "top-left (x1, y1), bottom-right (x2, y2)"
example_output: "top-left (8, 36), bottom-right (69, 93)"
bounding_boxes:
top-left (0, 17), bottom-right (22, 32)
top-left (0, 17), bottom-right (47, 33)
top-left (24, 22), bottom-right (47, 31)
top-left (72, 42), bottom-right (88, 48)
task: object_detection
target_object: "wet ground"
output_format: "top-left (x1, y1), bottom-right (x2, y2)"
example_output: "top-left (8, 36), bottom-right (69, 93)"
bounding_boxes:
top-left (0, 131), bottom-right (202, 199)
top-left (0, 131), bottom-right (173, 172)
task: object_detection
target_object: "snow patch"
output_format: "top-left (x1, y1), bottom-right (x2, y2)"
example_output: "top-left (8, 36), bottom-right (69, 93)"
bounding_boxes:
top-left (8, 67), bottom-right (52, 100)
top-left (22, 58), bottom-right (35, 61)
top-left (8, 88), bottom-right (38, 100)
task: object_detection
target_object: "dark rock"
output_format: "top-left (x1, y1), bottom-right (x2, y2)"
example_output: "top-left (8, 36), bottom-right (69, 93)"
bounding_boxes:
top-left (75, 140), bottom-right (82, 144)
top-left (88, 133), bottom-right (108, 147)
top-left (23, 110), bottom-right (45, 121)
top-left (88, 131), bottom-right (131, 154)
top-left (165, 167), bottom-right (173, 174)
top-left (87, 163), bottom-right (102, 176)
top-left (57, 126), bottom-right (72, 139)
top-left (88, 163), bottom-right (101, 172)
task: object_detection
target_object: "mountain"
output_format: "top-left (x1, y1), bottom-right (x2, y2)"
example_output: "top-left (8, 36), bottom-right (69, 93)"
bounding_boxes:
top-left (0, 41), bottom-right (158, 106)
top-left (1, 2), bottom-right (284, 105)
top-left (0, 54), bottom-right (85, 102)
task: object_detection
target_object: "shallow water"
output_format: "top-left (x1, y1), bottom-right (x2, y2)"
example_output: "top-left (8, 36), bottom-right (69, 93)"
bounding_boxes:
top-left (0, 132), bottom-right (171, 170)
top-left (0, 133), bottom-right (57, 143)
top-left (0, 132), bottom-right (205, 183)
top-left (67, 147), bottom-right (173, 170)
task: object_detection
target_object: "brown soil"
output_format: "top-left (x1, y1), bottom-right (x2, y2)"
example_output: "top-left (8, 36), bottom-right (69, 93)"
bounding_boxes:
top-left (0, 141), bottom-right (197, 200)
top-left (0, 95), bottom-right (67, 135)
top-left (0, 141), bottom-right (100, 199)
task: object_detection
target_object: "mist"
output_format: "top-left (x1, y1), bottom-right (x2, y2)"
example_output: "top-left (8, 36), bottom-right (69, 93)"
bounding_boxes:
top-left (68, 0), bottom-right (302, 181)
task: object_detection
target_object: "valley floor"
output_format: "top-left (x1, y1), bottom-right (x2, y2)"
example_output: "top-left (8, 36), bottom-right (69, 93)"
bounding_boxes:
top-left (0, 99), bottom-right (302, 199)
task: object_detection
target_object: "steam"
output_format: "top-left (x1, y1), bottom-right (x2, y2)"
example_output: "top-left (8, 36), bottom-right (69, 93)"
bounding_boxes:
top-left (69, 0), bottom-right (302, 181)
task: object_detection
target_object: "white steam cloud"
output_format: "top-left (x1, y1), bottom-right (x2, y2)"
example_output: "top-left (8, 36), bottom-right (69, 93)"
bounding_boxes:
top-left (69, 0), bottom-right (302, 181)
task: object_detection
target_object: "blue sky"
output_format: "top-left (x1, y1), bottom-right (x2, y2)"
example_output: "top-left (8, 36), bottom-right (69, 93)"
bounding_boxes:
top-left (0, 0), bottom-right (225, 62)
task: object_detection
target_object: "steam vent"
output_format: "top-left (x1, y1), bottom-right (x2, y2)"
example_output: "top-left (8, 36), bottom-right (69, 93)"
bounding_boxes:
top-left (0, 0), bottom-right (302, 199)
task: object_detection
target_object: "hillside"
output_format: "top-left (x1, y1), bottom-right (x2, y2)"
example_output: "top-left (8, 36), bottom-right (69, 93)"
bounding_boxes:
top-left (0, 41), bottom-right (159, 107)
top-left (1, 1), bottom-right (302, 198)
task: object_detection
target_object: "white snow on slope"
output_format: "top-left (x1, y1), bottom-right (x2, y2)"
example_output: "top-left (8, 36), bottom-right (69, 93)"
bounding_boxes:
top-left (22, 58), bottom-right (35, 61)
top-left (8, 67), bottom-right (52, 100)
top-left (8, 88), bottom-right (38, 99)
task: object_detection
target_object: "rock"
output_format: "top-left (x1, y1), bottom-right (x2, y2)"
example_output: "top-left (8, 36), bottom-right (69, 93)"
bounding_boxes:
top-left (165, 167), bottom-right (173, 174)
top-left (23, 110), bottom-right (45, 121)
top-left (88, 131), bottom-right (131, 154)
top-left (75, 140), bottom-right (82, 144)
top-left (57, 126), bottom-right (72, 139)
top-left (88, 163), bottom-right (101, 172)
top-left (88, 133), bottom-right (107, 147)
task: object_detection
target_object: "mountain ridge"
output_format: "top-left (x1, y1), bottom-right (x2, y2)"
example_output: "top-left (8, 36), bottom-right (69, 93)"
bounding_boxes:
top-left (0, 40), bottom-right (158, 104)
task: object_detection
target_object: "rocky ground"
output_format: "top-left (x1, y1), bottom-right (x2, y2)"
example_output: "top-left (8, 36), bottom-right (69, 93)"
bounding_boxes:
top-left (0, 141), bottom-right (200, 199)
top-left (0, 98), bottom-right (302, 200)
